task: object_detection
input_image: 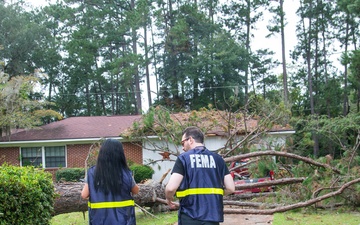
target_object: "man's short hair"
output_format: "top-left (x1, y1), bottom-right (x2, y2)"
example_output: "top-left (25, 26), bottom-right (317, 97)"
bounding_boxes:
top-left (182, 126), bottom-right (204, 144)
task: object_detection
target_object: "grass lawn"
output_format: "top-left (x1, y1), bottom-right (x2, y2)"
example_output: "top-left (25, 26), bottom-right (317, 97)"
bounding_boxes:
top-left (51, 210), bottom-right (178, 225)
top-left (52, 209), bottom-right (360, 225)
top-left (273, 210), bottom-right (360, 225)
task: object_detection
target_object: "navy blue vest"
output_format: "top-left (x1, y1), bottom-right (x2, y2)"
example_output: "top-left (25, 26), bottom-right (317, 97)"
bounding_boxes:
top-left (176, 147), bottom-right (227, 222)
top-left (87, 166), bottom-right (136, 225)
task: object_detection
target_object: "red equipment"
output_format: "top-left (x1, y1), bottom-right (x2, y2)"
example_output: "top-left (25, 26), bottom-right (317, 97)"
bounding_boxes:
top-left (229, 159), bottom-right (275, 194)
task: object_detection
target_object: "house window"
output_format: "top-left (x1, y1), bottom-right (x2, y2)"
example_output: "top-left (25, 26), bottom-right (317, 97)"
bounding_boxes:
top-left (21, 147), bottom-right (42, 167)
top-left (45, 146), bottom-right (66, 168)
top-left (21, 146), bottom-right (66, 168)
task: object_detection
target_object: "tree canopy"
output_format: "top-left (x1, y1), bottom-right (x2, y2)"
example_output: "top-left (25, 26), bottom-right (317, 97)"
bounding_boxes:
top-left (0, 0), bottom-right (359, 158)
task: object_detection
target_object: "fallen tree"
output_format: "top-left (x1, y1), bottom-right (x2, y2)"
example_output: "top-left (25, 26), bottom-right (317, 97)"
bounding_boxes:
top-left (53, 181), bottom-right (166, 216)
top-left (223, 150), bottom-right (341, 174)
top-left (53, 176), bottom-right (360, 216)
top-left (234, 177), bottom-right (305, 190)
top-left (223, 178), bottom-right (360, 214)
top-left (53, 182), bottom-right (87, 216)
top-left (51, 108), bottom-right (360, 217)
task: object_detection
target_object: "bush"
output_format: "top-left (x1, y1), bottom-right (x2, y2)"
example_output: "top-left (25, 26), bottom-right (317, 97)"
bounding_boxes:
top-left (130, 164), bottom-right (154, 183)
top-left (55, 168), bottom-right (85, 182)
top-left (0, 164), bottom-right (55, 225)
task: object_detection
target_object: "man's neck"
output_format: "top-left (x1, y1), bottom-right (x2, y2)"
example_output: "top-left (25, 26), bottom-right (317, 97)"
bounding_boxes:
top-left (192, 143), bottom-right (204, 148)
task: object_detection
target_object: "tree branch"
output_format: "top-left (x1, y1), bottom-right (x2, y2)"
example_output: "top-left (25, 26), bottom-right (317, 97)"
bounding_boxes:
top-left (223, 177), bottom-right (360, 214)
top-left (224, 150), bottom-right (341, 174)
top-left (235, 177), bottom-right (305, 190)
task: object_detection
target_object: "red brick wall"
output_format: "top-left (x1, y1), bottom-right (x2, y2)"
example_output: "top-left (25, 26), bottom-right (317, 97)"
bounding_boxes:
top-left (66, 144), bottom-right (93, 168)
top-left (0, 147), bottom-right (20, 166)
top-left (0, 142), bottom-right (142, 169)
top-left (123, 142), bottom-right (143, 164)
top-left (66, 142), bottom-right (143, 168)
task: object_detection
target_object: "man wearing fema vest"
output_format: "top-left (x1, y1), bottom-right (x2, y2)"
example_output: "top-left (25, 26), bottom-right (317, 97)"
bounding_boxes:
top-left (165, 126), bottom-right (235, 225)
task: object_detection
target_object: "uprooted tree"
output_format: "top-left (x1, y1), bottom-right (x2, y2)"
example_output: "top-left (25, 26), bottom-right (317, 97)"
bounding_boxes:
top-left (53, 104), bottom-right (360, 215)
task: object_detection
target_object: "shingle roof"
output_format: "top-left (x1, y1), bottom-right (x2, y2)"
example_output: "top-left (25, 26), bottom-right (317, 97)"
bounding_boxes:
top-left (122, 110), bottom-right (294, 137)
top-left (1, 115), bottom-right (142, 142)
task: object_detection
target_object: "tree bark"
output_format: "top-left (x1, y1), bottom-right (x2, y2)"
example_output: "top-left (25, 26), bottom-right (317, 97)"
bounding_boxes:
top-left (223, 200), bottom-right (281, 208)
top-left (235, 178), bottom-right (305, 190)
top-left (53, 177), bottom-right (360, 216)
top-left (224, 192), bottom-right (276, 201)
top-left (53, 181), bottom-right (166, 216)
top-left (53, 182), bottom-right (87, 216)
top-left (224, 150), bottom-right (340, 174)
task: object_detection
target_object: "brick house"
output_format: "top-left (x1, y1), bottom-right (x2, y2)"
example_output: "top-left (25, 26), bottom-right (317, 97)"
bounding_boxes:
top-left (0, 115), bottom-right (142, 177)
top-left (0, 112), bottom-right (295, 184)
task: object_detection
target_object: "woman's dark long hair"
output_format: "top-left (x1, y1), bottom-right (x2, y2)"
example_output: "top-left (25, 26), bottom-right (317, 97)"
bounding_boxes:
top-left (94, 139), bottom-right (130, 195)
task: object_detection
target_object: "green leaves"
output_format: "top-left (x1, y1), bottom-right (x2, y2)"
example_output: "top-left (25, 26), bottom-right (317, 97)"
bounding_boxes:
top-left (0, 73), bottom-right (63, 134)
top-left (130, 164), bottom-right (154, 183)
top-left (0, 164), bottom-right (55, 225)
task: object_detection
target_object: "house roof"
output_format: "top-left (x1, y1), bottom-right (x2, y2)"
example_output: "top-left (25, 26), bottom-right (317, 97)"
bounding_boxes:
top-left (1, 115), bottom-right (142, 142)
top-left (170, 111), bottom-right (293, 136)
top-left (1, 110), bottom-right (294, 146)
top-left (122, 109), bottom-right (294, 138)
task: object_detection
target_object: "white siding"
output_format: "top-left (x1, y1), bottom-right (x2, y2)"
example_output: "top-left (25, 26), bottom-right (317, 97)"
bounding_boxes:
top-left (143, 132), bottom-right (292, 184)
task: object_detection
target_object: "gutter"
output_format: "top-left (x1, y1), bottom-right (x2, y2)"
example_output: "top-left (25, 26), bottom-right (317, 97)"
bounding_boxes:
top-left (267, 131), bottom-right (295, 135)
top-left (0, 137), bottom-right (126, 147)
top-left (0, 131), bottom-right (295, 147)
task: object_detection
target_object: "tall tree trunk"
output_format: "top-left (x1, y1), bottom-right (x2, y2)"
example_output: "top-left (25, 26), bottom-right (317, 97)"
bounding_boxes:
top-left (321, 16), bottom-right (330, 117)
top-left (244, 0), bottom-right (251, 104)
top-left (302, 0), bottom-right (318, 157)
top-left (343, 18), bottom-right (350, 116)
top-left (149, 27), bottom-right (159, 104)
top-left (131, 0), bottom-right (142, 114)
top-left (98, 81), bottom-right (106, 115)
top-left (85, 83), bottom-right (91, 116)
top-left (144, 24), bottom-right (152, 108)
top-left (279, 0), bottom-right (288, 105)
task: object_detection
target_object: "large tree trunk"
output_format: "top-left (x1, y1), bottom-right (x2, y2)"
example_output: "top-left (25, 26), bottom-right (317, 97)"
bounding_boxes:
top-left (53, 177), bottom-right (360, 216)
top-left (53, 182), bottom-right (87, 216)
top-left (53, 181), bottom-right (166, 216)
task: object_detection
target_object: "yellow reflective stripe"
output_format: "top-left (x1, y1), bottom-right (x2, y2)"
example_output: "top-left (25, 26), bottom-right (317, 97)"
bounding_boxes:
top-left (176, 188), bottom-right (224, 198)
top-left (88, 200), bottom-right (135, 209)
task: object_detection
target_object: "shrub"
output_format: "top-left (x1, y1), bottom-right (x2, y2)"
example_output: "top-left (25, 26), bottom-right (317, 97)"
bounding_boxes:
top-left (130, 164), bottom-right (154, 183)
top-left (55, 168), bottom-right (85, 182)
top-left (0, 164), bottom-right (55, 225)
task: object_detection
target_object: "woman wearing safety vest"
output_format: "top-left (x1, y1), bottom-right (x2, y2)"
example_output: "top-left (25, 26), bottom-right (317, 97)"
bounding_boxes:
top-left (81, 139), bottom-right (139, 225)
top-left (165, 126), bottom-right (235, 225)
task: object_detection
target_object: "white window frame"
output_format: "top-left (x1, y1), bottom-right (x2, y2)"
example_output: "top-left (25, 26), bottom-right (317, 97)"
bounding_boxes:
top-left (20, 146), bottom-right (67, 168)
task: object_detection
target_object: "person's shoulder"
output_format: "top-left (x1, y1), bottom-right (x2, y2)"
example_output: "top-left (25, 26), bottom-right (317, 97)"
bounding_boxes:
top-left (204, 148), bottom-right (218, 155)
top-left (178, 151), bottom-right (189, 159)
top-left (88, 165), bottom-right (96, 172)
top-left (206, 149), bottom-right (225, 159)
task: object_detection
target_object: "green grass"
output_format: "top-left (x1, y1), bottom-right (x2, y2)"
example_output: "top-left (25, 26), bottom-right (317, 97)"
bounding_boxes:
top-left (273, 211), bottom-right (360, 225)
top-left (51, 210), bottom-right (178, 225)
top-left (52, 209), bottom-right (360, 225)
top-left (51, 212), bottom-right (88, 225)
